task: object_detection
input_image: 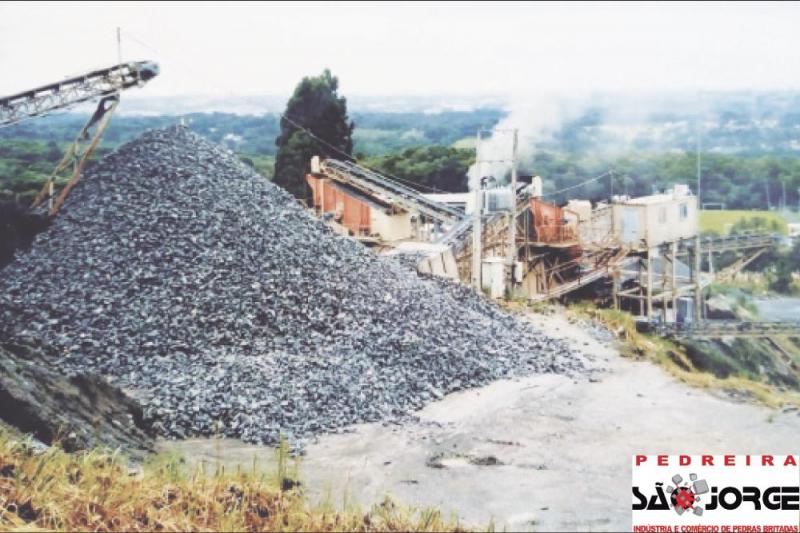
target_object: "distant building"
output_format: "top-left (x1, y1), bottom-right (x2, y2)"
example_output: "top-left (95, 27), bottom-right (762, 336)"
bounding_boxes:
top-left (611, 185), bottom-right (698, 249)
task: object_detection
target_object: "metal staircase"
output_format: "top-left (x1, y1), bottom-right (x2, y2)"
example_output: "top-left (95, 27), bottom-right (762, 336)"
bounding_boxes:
top-left (528, 246), bottom-right (630, 302)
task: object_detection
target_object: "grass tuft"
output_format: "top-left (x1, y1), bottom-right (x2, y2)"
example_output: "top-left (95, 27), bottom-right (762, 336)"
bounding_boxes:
top-left (0, 429), bottom-right (472, 532)
top-left (568, 303), bottom-right (800, 409)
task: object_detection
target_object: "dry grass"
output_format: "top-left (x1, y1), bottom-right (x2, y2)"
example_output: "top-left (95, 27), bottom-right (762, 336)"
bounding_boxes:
top-left (0, 430), bottom-right (470, 532)
top-left (699, 210), bottom-right (789, 235)
top-left (568, 303), bottom-right (800, 409)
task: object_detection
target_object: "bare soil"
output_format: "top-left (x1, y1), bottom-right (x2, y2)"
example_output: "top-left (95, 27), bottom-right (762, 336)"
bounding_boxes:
top-left (161, 311), bottom-right (800, 531)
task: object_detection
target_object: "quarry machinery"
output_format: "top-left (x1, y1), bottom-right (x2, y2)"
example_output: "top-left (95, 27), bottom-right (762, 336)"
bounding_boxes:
top-left (320, 159), bottom-right (465, 225)
top-left (0, 61), bottom-right (160, 216)
top-left (316, 157), bottom-right (631, 301)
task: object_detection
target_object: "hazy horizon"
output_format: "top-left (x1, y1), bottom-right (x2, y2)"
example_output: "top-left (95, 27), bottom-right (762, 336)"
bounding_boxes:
top-left (38, 89), bottom-right (796, 118)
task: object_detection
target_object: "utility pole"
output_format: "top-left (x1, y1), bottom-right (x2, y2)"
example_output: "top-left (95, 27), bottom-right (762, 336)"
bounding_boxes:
top-left (506, 129), bottom-right (518, 290)
top-left (696, 117), bottom-right (702, 209)
top-left (472, 131), bottom-right (483, 290)
top-left (117, 27), bottom-right (122, 65)
top-left (609, 169), bottom-right (614, 198)
top-left (671, 240), bottom-right (678, 323)
top-left (765, 180), bottom-right (772, 210)
top-left (694, 235), bottom-right (703, 325)
top-left (645, 250), bottom-right (653, 318)
top-left (782, 180), bottom-right (787, 212)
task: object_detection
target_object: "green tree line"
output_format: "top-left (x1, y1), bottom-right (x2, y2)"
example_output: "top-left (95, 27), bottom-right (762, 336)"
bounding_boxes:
top-left (527, 151), bottom-right (800, 210)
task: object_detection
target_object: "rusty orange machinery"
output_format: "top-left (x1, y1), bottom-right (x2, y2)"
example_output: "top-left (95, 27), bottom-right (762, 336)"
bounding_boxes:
top-left (527, 197), bottom-right (577, 245)
top-left (306, 173), bottom-right (376, 236)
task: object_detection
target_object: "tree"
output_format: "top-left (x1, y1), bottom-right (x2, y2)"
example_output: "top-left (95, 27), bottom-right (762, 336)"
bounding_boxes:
top-left (770, 239), bottom-right (800, 294)
top-left (273, 70), bottom-right (354, 199)
top-left (364, 146), bottom-right (474, 192)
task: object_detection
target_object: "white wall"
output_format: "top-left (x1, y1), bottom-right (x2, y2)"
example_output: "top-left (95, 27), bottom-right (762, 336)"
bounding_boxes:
top-left (612, 195), bottom-right (698, 248)
top-left (370, 209), bottom-right (412, 242)
top-left (642, 195), bottom-right (697, 246)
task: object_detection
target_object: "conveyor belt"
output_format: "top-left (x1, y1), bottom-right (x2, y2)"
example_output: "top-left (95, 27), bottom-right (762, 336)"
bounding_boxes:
top-left (655, 320), bottom-right (800, 339)
top-left (1, 61), bottom-right (159, 126)
top-left (684, 232), bottom-right (780, 254)
top-left (320, 159), bottom-right (464, 224)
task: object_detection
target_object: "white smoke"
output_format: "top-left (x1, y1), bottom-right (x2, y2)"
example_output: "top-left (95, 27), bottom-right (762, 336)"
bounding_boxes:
top-left (466, 91), bottom-right (719, 192)
top-left (469, 92), bottom-right (589, 189)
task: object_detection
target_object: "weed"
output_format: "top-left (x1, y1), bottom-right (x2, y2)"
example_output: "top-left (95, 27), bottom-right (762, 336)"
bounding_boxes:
top-left (568, 303), bottom-right (800, 409)
top-left (0, 427), bottom-right (474, 532)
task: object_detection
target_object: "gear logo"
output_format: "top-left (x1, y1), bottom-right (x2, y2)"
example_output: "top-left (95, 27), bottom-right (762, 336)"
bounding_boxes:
top-left (666, 473), bottom-right (710, 516)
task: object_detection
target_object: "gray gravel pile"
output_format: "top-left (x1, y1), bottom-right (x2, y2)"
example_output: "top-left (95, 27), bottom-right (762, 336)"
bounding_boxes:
top-left (384, 249), bottom-right (430, 271)
top-left (0, 126), bottom-right (584, 447)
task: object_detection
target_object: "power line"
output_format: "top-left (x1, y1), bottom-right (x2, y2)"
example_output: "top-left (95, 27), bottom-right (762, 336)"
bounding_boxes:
top-left (543, 170), bottom-right (612, 199)
top-left (119, 29), bottom-right (452, 195)
top-left (278, 114), bottom-right (352, 162)
top-left (5, 29), bottom-right (449, 195)
top-left (119, 30), bottom-right (161, 56)
top-left (279, 114), bottom-right (449, 193)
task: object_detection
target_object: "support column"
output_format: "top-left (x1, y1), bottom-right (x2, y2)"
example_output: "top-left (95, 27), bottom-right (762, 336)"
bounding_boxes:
top-left (694, 234), bottom-right (703, 324)
top-left (708, 244), bottom-right (714, 278)
top-left (661, 245), bottom-right (668, 323)
top-left (639, 258), bottom-right (645, 317)
top-left (670, 240), bottom-right (678, 323)
top-left (471, 131), bottom-right (483, 290)
top-left (646, 249), bottom-right (653, 318)
top-left (506, 129), bottom-right (518, 294)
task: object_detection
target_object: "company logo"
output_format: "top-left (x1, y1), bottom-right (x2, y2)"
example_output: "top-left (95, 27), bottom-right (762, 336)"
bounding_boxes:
top-left (632, 455), bottom-right (800, 533)
top-left (668, 473), bottom-right (709, 516)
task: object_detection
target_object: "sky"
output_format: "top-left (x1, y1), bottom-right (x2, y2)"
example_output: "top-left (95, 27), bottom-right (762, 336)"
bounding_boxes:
top-left (1, 1), bottom-right (799, 101)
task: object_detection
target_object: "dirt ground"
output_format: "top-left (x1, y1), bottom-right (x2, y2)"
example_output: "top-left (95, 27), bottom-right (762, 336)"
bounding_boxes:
top-left (161, 311), bottom-right (800, 531)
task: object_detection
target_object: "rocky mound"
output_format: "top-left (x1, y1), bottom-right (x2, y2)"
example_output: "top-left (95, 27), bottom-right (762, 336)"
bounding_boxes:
top-left (0, 333), bottom-right (153, 456)
top-left (0, 126), bottom-right (583, 447)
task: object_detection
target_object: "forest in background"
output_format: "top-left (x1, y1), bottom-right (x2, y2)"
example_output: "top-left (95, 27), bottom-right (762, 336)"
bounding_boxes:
top-left (3, 93), bottom-right (800, 211)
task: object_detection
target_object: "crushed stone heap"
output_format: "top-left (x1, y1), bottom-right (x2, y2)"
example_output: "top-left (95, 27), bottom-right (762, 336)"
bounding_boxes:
top-left (0, 126), bottom-right (584, 447)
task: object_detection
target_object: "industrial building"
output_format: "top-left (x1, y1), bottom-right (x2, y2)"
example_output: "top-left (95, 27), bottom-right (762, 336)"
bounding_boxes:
top-left (306, 172), bottom-right (414, 242)
top-left (305, 156), bottom-right (777, 326)
top-left (611, 185), bottom-right (698, 249)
